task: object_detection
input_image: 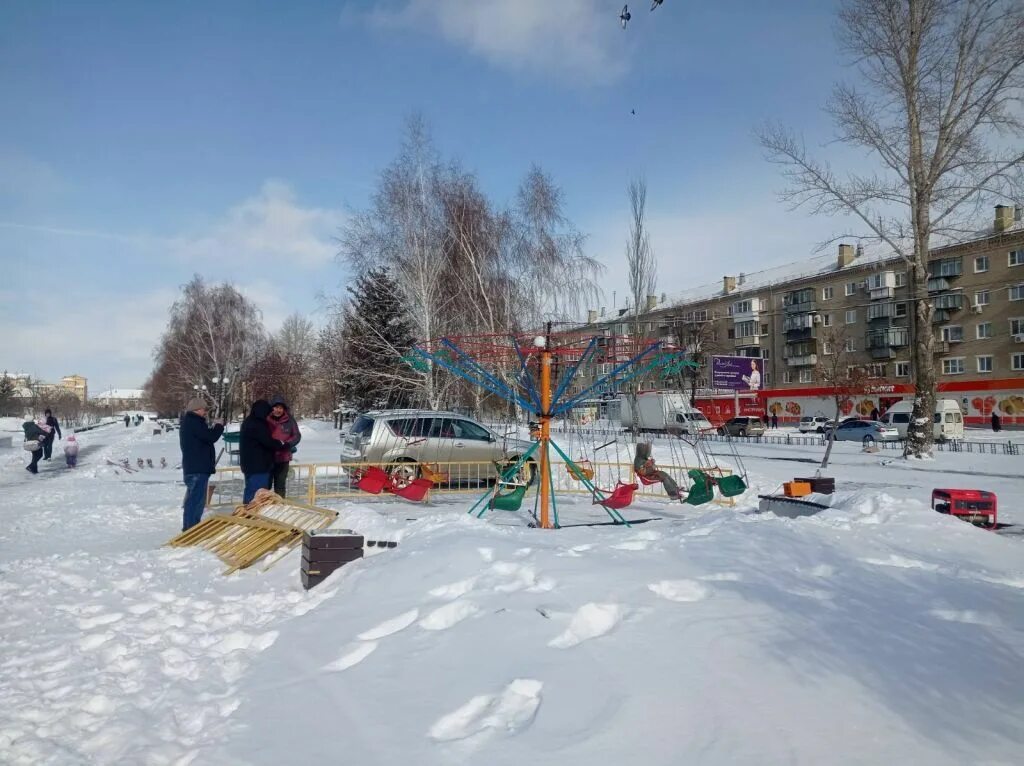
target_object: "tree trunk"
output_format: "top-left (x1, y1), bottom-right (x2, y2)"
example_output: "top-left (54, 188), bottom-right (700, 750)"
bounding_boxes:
top-left (820, 397), bottom-right (840, 470)
top-left (906, 223), bottom-right (937, 457)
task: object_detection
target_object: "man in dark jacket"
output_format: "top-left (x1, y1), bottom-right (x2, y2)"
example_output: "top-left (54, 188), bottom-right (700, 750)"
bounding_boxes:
top-left (42, 408), bottom-right (62, 460)
top-left (267, 395), bottom-right (301, 497)
top-left (178, 398), bottom-right (224, 531)
top-left (240, 400), bottom-right (284, 504)
top-left (23, 420), bottom-right (47, 474)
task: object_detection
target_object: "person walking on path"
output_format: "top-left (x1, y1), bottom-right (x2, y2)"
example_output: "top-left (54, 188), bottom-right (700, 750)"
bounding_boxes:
top-left (266, 395), bottom-right (301, 497)
top-left (771, 412), bottom-right (779, 429)
top-left (178, 398), bottom-right (224, 531)
top-left (124, 414), bottom-right (131, 428)
top-left (42, 408), bottom-right (62, 460)
top-left (64, 434), bottom-right (80, 468)
top-left (23, 419), bottom-right (50, 474)
top-left (992, 411), bottom-right (1002, 432)
top-left (240, 400), bottom-right (285, 504)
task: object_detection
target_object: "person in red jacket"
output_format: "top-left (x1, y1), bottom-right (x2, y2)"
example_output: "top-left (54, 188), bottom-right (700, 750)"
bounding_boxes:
top-left (267, 395), bottom-right (301, 497)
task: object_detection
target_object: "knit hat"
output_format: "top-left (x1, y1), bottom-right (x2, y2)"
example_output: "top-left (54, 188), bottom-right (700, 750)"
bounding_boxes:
top-left (67, 434), bottom-right (76, 442)
top-left (186, 397), bottom-right (209, 412)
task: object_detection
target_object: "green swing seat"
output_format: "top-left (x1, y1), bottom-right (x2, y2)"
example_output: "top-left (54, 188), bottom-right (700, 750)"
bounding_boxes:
top-left (490, 483), bottom-right (527, 511)
top-left (684, 469), bottom-right (716, 506)
top-left (714, 473), bottom-right (748, 498)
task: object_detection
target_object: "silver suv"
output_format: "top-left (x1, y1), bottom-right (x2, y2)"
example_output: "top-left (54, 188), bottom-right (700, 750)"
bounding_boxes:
top-left (340, 410), bottom-right (537, 485)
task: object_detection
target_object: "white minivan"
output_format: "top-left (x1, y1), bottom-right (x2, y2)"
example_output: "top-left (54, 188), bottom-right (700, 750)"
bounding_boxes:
top-left (881, 399), bottom-right (964, 441)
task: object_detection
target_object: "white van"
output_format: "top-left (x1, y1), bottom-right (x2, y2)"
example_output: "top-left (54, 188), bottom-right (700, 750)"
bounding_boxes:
top-left (881, 399), bottom-right (964, 441)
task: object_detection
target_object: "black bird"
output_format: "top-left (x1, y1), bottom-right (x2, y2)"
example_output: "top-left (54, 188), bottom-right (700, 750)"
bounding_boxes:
top-left (631, 109), bottom-right (636, 115)
top-left (620, 4), bottom-right (631, 28)
top-left (651, 0), bottom-right (663, 10)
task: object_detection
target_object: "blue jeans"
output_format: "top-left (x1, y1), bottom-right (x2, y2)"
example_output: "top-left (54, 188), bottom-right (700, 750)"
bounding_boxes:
top-left (182, 473), bottom-right (210, 531)
top-left (243, 472), bottom-right (270, 504)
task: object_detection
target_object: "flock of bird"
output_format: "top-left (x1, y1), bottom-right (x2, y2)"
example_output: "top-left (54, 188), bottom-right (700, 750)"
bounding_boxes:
top-left (620, 1), bottom-right (665, 29)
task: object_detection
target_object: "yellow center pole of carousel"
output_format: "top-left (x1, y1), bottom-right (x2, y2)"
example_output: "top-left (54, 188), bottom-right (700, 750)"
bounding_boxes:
top-left (538, 345), bottom-right (553, 529)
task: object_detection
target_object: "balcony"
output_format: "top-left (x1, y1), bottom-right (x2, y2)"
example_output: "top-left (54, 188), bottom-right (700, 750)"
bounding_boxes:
top-left (870, 286), bottom-right (895, 301)
top-left (928, 277), bottom-right (950, 293)
top-left (786, 354), bottom-right (818, 367)
top-left (934, 341), bottom-right (950, 354)
top-left (866, 327), bottom-right (910, 349)
top-left (932, 293), bottom-right (964, 312)
top-left (928, 257), bottom-right (963, 280)
top-left (870, 346), bottom-right (896, 360)
top-left (867, 302), bottom-right (896, 321)
top-left (734, 335), bottom-right (761, 348)
top-left (783, 314), bottom-right (815, 332)
top-left (784, 298), bottom-right (817, 314)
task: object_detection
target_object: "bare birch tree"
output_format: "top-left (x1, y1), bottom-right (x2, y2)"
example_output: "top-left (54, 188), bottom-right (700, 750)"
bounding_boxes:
top-left (625, 177), bottom-right (657, 433)
top-left (760, 0), bottom-right (1024, 457)
top-left (816, 326), bottom-right (871, 470)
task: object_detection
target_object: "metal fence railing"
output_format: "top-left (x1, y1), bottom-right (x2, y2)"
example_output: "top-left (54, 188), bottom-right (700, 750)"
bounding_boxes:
top-left (549, 425), bottom-right (1022, 456)
top-left (207, 459), bottom-right (737, 509)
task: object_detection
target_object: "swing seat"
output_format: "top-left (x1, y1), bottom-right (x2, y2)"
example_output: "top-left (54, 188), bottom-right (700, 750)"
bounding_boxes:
top-left (566, 460), bottom-right (594, 481)
top-left (684, 469), bottom-right (715, 506)
top-left (714, 474), bottom-right (747, 498)
top-left (390, 477), bottom-right (433, 502)
top-left (635, 471), bottom-right (661, 486)
top-left (490, 483), bottom-right (527, 511)
top-left (598, 482), bottom-right (638, 510)
top-left (356, 466), bottom-right (390, 495)
top-left (420, 464), bottom-right (447, 484)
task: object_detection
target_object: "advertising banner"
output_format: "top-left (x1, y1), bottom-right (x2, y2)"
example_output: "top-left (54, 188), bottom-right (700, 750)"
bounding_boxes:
top-left (711, 355), bottom-right (763, 392)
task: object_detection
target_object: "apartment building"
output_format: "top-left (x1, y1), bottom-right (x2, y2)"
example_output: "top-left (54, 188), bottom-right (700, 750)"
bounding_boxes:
top-left (574, 205), bottom-right (1024, 425)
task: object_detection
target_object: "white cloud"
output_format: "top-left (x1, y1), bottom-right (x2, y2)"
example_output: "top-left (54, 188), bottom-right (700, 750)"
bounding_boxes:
top-left (171, 180), bottom-right (346, 268)
top-left (358, 0), bottom-right (630, 85)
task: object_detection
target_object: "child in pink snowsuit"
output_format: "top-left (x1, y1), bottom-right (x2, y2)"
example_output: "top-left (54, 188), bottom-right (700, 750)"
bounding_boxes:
top-left (64, 434), bottom-right (80, 467)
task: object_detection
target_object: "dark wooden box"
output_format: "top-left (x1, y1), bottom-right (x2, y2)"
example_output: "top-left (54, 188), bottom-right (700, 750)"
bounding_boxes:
top-left (303, 529), bottom-right (365, 550)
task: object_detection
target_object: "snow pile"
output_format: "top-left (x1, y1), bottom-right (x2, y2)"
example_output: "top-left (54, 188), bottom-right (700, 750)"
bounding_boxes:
top-left (1, 421), bottom-right (1023, 765)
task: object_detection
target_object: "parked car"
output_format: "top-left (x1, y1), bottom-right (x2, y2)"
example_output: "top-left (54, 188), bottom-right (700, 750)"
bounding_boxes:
top-left (340, 410), bottom-right (537, 485)
top-left (880, 399), bottom-right (964, 441)
top-left (798, 416), bottom-right (829, 434)
top-left (822, 419), bottom-right (899, 445)
top-left (823, 415), bottom-right (860, 430)
top-left (717, 416), bottom-right (766, 438)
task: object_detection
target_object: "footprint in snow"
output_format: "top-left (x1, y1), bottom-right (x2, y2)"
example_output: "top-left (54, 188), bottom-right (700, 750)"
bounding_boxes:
top-left (548, 603), bottom-right (623, 649)
top-left (428, 577), bottom-right (477, 601)
top-left (648, 580), bottom-right (709, 603)
top-left (429, 679), bottom-right (543, 742)
top-left (324, 641), bottom-right (379, 672)
top-left (358, 609), bottom-right (419, 641)
top-left (419, 600), bottom-right (479, 631)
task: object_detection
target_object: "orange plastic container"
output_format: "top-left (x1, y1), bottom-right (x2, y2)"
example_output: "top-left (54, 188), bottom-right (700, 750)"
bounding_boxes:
top-left (783, 481), bottom-right (812, 497)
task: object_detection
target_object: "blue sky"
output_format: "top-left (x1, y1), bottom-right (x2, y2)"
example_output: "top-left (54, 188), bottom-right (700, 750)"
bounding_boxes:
top-left (1, 0), bottom-right (861, 388)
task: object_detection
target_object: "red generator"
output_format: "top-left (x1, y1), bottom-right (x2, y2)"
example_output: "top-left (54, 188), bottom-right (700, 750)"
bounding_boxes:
top-left (931, 489), bottom-right (998, 529)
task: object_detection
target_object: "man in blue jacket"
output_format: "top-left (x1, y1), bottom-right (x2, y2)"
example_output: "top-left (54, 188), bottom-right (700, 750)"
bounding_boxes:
top-left (178, 398), bottom-right (224, 531)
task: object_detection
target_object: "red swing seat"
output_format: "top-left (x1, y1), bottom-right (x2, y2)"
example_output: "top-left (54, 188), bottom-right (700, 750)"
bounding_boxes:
top-left (634, 471), bottom-right (661, 486)
top-left (355, 466), bottom-right (390, 494)
top-left (597, 482), bottom-right (639, 510)
top-left (389, 477), bottom-right (433, 502)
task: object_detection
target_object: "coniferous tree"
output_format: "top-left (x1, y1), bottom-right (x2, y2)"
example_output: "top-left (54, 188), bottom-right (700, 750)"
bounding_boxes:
top-left (338, 267), bottom-right (418, 412)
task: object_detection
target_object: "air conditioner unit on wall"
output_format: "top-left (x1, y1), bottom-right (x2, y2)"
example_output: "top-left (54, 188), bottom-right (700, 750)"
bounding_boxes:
top-left (813, 314), bottom-right (823, 324)
top-left (1015, 334), bottom-right (1024, 343)
top-left (973, 304), bottom-right (984, 314)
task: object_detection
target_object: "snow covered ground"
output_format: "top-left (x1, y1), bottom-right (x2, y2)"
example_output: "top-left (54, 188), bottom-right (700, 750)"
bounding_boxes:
top-left (1, 420), bottom-right (1023, 765)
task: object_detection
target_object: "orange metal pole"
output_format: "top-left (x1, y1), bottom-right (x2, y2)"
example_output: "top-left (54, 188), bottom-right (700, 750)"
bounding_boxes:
top-left (539, 347), bottom-right (552, 529)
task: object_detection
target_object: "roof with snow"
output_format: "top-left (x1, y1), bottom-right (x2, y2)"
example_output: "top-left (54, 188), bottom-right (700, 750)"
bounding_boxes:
top-left (93, 388), bottom-right (145, 400)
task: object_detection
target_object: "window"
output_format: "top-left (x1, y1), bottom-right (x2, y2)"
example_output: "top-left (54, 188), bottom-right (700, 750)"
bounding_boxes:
top-left (763, 372), bottom-right (771, 386)
top-left (929, 257), bottom-right (963, 278)
top-left (822, 341), bottom-right (833, 355)
top-left (1010, 250), bottom-right (1024, 267)
top-left (977, 356), bottom-right (993, 373)
top-left (761, 348), bottom-right (770, 360)
top-left (845, 309), bottom-right (857, 324)
top-left (799, 369), bottom-right (813, 383)
top-left (822, 286), bottom-right (834, 300)
top-left (823, 313), bottom-right (832, 327)
top-left (727, 329), bottom-right (735, 340)
top-left (760, 323), bottom-right (769, 336)
top-left (733, 299), bottom-right (753, 314)
top-left (453, 419), bottom-right (492, 441)
top-left (975, 290), bottom-right (990, 307)
top-left (941, 326), bottom-right (963, 342)
top-left (867, 363), bottom-right (886, 378)
top-left (845, 282), bottom-right (857, 296)
top-left (1013, 353), bottom-right (1024, 371)
top-left (1012, 318), bottom-right (1024, 336)
top-left (1009, 285), bottom-right (1024, 301)
top-left (896, 361), bottom-right (910, 377)
top-left (895, 272), bottom-right (907, 287)
top-left (977, 322), bottom-right (993, 339)
top-left (942, 358), bottom-right (965, 375)
top-left (844, 338), bottom-right (856, 352)
top-left (895, 302), bottom-right (907, 317)
top-left (735, 320), bottom-right (758, 338)
top-left (429, 418), bottom-right (457, 438)
top-left (783, 371), bottom-right (793, 383)
top-left (975, 255), bottom-right (989, 273)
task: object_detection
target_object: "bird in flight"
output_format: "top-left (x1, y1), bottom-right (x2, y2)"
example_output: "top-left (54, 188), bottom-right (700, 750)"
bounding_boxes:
top-left (620, 4), bottom-right (631, 28)
top-left (651, 0), bottom-right (664, 10)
